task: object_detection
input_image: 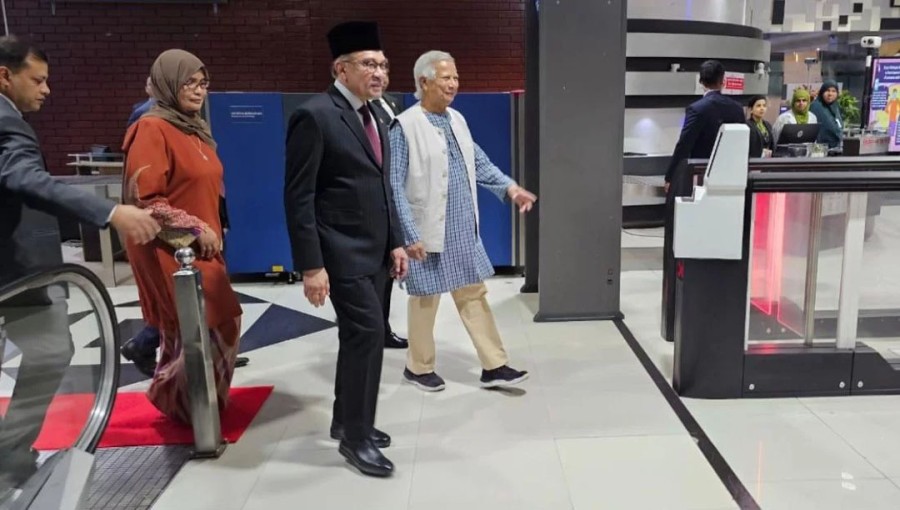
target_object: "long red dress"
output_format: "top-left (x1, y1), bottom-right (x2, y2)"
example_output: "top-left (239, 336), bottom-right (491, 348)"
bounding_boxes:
top-left (122, 116), bottom-right (242, 424)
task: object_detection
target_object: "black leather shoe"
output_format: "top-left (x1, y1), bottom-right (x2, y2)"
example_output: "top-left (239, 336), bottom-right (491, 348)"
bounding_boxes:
top-left (385, 332), bottom-right (408, 349)
top-left (235, 356), bottom-right (249, 368)
top-left (330, 423), bottom-right (391, 448)
top-left (121, 339), bottom-right (157, 378)
top-left (339, 439), bottom-right (394, 477)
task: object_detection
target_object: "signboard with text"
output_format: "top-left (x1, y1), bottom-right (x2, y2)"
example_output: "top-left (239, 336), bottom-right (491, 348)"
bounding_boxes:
top-left (722, 72), bottom-right (745, 95)
top-left (868, 58), bottom-right (900, 152)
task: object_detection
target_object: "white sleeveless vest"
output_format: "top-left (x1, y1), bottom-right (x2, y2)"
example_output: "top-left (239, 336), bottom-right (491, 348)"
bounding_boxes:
top-left (395, 104), bottom-right (478, 252)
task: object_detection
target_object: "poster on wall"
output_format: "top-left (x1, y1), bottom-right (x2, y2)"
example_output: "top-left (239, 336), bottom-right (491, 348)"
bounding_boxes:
top-left (867, 57), bottom-right (900, 151)
top-left (722, 72), bottom-right (745, 95)
top-left (694, 72), bottom-right (745, 95)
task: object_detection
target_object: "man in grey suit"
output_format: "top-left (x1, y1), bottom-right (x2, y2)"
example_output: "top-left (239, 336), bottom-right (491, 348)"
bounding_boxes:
top-left (0, 36), bottom-right (159, 489)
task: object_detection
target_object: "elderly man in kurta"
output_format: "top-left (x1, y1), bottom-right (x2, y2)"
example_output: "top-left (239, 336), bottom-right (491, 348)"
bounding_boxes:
top-left (389, 50), bottom-right (537, 392)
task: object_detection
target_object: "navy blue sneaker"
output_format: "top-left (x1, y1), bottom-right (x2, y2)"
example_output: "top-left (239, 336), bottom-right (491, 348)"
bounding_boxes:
top-left (403, 368), bottom-right (446, 392)
top-left (480, 365), bottom-right (529, 388)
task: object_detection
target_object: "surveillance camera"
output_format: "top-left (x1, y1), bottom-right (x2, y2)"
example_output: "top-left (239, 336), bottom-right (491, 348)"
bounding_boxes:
top-left (755, 62), bottom-right (767, 75)
top-left (862, 36), bottom-right (883, 48)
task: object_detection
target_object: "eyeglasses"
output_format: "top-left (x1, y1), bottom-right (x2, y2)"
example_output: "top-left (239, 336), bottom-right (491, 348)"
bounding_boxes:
top-left (348, 59), bottom-right (390, 73)
top-left (183, 79), bottom-right (210, 91)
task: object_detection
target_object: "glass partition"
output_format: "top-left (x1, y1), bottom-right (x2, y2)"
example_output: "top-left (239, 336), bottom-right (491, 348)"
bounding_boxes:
top-left (852, 191), bottom-right (900, 360)
top-left (749, 188), bottom-right (900, 350)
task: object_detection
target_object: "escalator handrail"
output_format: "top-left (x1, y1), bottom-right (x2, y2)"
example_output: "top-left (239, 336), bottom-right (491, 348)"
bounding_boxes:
top-left (0, 263), bottom-right (120, 453)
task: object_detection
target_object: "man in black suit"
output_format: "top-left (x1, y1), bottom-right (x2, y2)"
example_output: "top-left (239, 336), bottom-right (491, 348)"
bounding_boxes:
top-left (664, 60), bottom-right (745, 192)
top-left (368, 72), bottom-right (408, 350)
top-left (0, 36), bottom-right (159, 488)
top-left (284, 21), bottom-right (408, 478)
top-left (660, 60), bottom-right (744, 342)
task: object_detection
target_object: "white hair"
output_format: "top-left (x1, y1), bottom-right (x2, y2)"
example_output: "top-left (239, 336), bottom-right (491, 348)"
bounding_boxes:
top-left (413, 50), bottom-right (454, 100)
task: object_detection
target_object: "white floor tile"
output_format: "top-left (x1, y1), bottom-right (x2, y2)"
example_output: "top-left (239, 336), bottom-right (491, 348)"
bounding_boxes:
top-left (150, 391), bottom-right (292, 510)
top-left (697, 411), bottom-right (884, 483)
top-left (811, 409), bottom-right (900, 477)
top-left (683, 397), bottom-right (810, 419)
top-left (557, 435), bottom-right (737, 510)
top-left (243, 447), bottom-right (417, 510)
top-left (530, 342), bottom-right (650, 387)
top-left (416, 380), bottom-right (553, 444)
top-left (544, 374), bottom-right (685, 439)
top-left (408, 436), bottom-right (573, 510)
top-left (799, 394), bottom-right (900, 414)
top-left (752, 479), bottom-right (900, 510)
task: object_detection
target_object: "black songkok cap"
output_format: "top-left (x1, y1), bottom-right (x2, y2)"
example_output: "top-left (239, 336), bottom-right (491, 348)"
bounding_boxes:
top-left (327, 21), bottom-right (382, 59)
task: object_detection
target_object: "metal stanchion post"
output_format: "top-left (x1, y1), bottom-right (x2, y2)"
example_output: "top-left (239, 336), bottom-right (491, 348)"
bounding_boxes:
top-left (172, 247), bottom-right (226, 458)
top-left (836, 192), bottom-right (868, 350)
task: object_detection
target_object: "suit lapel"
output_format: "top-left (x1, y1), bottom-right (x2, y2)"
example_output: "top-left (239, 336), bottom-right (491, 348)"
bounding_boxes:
top-left (341, 109), bottom-right (381, 168)
top-left (370, 99), bottom-right (391, 127)
top-left (329, 86), bottom-right (382, 170)
top-left (383, 93), bottom-right (402, 116)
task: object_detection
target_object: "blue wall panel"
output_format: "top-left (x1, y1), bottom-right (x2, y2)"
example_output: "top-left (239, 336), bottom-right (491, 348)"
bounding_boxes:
top-left (208, 91), bottom-right (514, 274)
top-left (208, 92), bottom-right (293, 275)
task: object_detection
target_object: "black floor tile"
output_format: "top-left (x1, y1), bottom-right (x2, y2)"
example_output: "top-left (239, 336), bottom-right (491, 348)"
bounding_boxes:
top-left (236, 292), bottom-right (267, 304)
top-left (239, 304), bottom-right (335, 353)
top-left (68, 310), bottom-right (95, 325)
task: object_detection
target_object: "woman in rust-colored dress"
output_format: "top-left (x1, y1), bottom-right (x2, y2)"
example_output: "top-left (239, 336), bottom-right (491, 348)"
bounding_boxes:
top-left (122, 49), bottom-right (242, 424)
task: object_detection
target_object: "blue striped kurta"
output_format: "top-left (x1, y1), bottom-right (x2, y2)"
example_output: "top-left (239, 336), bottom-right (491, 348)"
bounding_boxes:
top-left (389, 111), bottom-right (513, 296)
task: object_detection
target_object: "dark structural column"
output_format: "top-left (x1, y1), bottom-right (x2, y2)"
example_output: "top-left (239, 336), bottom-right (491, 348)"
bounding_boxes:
top-left (521, 0), bottom-right (540, 294)
top-left (535, 0), bottom-right (627, 321)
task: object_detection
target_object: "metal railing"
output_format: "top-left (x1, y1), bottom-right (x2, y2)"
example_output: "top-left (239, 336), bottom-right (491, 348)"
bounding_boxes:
top-left (0, 247), bottom-right (226, 508)
top-left (0, 264), bottom-right (120, 509)
top-left (0, 265), bottom-right (120, 452)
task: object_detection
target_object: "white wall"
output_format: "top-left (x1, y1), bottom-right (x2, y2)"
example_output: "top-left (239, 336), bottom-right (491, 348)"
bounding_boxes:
top-left (624, 108), bottom-right (687, 155)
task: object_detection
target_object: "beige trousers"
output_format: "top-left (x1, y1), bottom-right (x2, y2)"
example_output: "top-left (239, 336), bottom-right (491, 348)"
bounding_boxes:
top-left (406, 282), bottom-right (508, 375)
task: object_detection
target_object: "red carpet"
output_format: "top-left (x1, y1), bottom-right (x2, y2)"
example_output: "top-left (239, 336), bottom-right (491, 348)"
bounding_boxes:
top-left (0, 386), bottom-right (273, 450)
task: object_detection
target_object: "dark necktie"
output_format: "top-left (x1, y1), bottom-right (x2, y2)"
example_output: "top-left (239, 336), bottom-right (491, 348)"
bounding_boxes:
top-left (358, 105), bottom-right (382, 166)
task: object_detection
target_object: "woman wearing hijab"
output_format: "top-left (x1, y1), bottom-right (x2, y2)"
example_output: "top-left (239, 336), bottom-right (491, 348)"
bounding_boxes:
top-left (122, 49), bottom-right (242, 424)
top-left (810, 81), bottom-right (843, 148)
top-left (746, 95), bottom-right (774, 157)
top-left (772, 87), bottom-right (818, 145)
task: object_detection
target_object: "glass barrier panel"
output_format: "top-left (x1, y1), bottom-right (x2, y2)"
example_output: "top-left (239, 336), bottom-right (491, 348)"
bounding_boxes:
top-left (852, 191), bottom-right (900, 360)
top-left (748, 192), bottom-right (845, 344)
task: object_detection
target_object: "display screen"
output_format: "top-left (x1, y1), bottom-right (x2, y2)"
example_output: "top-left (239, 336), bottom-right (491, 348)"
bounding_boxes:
top-left (868, 57), bottom-right (900, 151)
